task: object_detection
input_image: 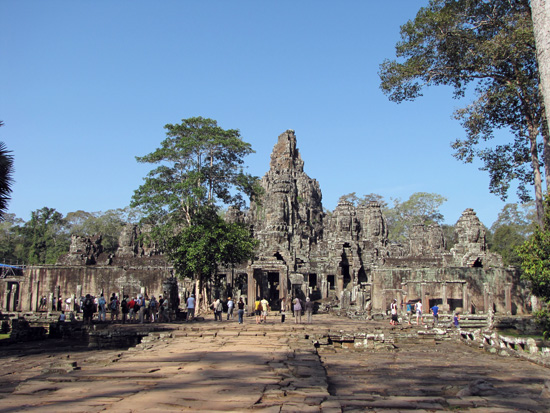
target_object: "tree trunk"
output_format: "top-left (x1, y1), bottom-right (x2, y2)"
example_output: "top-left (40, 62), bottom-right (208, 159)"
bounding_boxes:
top-left (542, 108), bottom-right (550, 190)
top-left (529, 127), bottom-right (545, 227)
top-left (532, 0), bottom-right (550, 138)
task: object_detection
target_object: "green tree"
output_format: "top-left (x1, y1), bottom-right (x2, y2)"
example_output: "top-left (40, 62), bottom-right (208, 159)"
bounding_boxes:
top-left (385, 192), bottom-right (447, 242)
top-left (0, 213), bottom-right (25, 264)
top-left (20, 207), bottom-right (70, 264)
top-left (131, 116), bottom-right (258, 226)
top-left (379, 0), bottom-right (548, 226)
top-left (65, 207), bottom-right (138, 254)
top-left (489, 202), bottom-right (535, 266)
top-left (167, 208), bottom-right (257, 311)
top-left (132, 117), bottom-right (259, 309)
top-left (517, 194), bottom-right (550, 337)
top-left (0, 121), bottom-right (14, 220)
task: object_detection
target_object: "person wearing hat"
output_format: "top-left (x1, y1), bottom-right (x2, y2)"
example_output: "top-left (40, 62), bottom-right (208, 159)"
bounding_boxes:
top-left (227, 297), bottom-right (234, 320)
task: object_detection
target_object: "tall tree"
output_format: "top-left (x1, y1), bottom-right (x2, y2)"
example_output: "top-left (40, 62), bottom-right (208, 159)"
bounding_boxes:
top-left (379, 0), bottom-right (547, 226)
top-left (132, 117), bottom-right (259, 309)
top-left (20, 207), bottom-right (69, 264)
top-left (132, 116), bottom-right (257, 226)
top-left (0, 121), bottom-right (14, 220)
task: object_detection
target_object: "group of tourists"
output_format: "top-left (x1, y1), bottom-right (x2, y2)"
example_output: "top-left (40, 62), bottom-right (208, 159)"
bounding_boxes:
top-left (391, 299), bottom-right (461, 328)
top-left (57, 292), bottom-right (172, 324)
top-left (198, 295), bottom-right (316, 325)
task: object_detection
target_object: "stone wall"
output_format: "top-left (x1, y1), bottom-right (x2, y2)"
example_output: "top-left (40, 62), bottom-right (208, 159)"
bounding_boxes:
top-left (3, 264), bottom-right (176, 313)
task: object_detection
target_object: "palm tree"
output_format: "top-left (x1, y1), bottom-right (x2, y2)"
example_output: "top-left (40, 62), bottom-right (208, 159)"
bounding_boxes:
top-left (0, 121), bottom-right (14, 220)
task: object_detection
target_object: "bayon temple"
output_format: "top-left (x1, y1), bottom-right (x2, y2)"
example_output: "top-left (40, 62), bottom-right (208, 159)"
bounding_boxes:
top-left (1, 130), bottom-right (529, 316)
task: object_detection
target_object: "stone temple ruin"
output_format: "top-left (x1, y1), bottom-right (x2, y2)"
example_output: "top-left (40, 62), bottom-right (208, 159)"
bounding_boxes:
top-left (0, 130), bottom-right (528, 316)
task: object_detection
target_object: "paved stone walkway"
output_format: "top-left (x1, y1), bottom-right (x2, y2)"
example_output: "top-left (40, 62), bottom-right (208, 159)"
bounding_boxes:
top-left (0, 314), bottom-right (548, 412)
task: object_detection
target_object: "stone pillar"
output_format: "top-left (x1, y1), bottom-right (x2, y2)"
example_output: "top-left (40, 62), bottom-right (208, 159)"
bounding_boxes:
top-left (421, 283), bottom-right (428, 314)
top-left (247, 269), bottom-right (255, 313)
top-left (504, 283), bottom-right (512, 315)
top-left (483, 283), bottom-right (489, 313)
top-left (76, 285), bottom-right (82, 309)
top-left (10, 285), bottom-right (18, 311)
top-left (337, 275), bottom-right (344, 296)
top-left (381, 293), bottom-right (387, 315)
top-left (441, 282), bottom-right (449, 313)
top-left (462, 283), bottom-right (469, 314)
top-left (4, 288), bottom-right (10, 311)
top-left (49, 292), bottom-right (54, 312)
top-left (279, 270), bottom-right (285, 303)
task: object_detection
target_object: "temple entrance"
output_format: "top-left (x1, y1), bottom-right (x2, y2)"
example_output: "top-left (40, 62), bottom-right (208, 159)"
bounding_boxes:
top-left (234, 273), bottom-right (248, 300)
top-left (340, 251), bottom-right (351, 289)
top-left (308, 273), bottom-right (321, 301)
top-left (267, 272), bottom-right (280, 310)
top-left (448, 298), bottom-right (464, 312)
top-left (6, 282), bottom-right (19, 312)
top-left (327, 275), bottom-right (335, 290)
top-left (357, 268), bottom-right (368, 284)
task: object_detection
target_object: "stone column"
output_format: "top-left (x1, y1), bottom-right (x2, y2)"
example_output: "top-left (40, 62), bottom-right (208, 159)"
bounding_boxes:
top-left (10, 285), bottom-right (18, 312)
top-left (49, 292), bottom-right (54, 312)
top-left (421, 283), bottom-right (428, 314)
top-left (337, 275), bottom-right (344, 296)
top-left (381, 293), bottom-right (387, 315)
top-left (504, 283), bottom-right (512, 315)
top-left (4, 288), bottom-right (10, 312)
top-left (247, 269), bottom-right (255, 313)
top-left (462, 283), bottom-right (469, 314)
top-left (76, 285), bottom-right (82, 310)
top-left (441, 282), bottom-right (449, 313)
top-left (483, 283), bottom-right (489, 313)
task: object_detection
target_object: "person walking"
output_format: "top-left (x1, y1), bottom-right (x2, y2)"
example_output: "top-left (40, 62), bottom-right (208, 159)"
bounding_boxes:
top-left (186, 294), bottom-right (195, 321)
top-left (304, 297), bottom-right (314, 324)
top-left (213, 298), bottom-right (223, 321)
top-left (390, 299), bottom-right (399, 325)
top-left (453, 312), bottom-right (460, 329)
top-left (415, 300), bottom-right (424, 325)
top-left (237, 297), bottom-right (245, 324)
top-left (227, 297), bottom-right (234, 320)
top-left (98, 294), bottom-right (106, 322)
top-left (430, 304), bottom-right (439, 326)
top-left (260, 297), bottom-right (269, 323)
top-left (254, 297), bottom-right (262, 324)
top-left (293, 297), bottom-right (302, 324)
top-left (280, 298), bottom-right (287, 323)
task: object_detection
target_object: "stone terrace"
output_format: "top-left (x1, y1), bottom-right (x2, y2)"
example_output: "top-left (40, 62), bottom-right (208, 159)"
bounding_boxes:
top-left (0, 314), bottom-right (548, 412)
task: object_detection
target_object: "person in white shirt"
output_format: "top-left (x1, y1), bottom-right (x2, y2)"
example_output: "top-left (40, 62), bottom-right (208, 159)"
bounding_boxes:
top-left (186, 294), bottom-right (195, 321)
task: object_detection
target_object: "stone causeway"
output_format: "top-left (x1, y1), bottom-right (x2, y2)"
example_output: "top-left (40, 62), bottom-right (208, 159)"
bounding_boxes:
top-left (0, 314), bottom-right (548, 412)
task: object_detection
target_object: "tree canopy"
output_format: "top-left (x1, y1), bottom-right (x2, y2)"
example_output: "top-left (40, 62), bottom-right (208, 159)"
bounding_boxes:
top-left (131, 117), bottom-right (260, 309)
top-left (385, 192), bottom-right (447, 243)
top-left (379, 0), bottom-right (548, 226)
top-left (131, 116), bottom-right (259, 226)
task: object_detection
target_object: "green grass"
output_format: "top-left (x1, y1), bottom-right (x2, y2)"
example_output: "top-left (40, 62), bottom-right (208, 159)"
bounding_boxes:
top-left (0, 333), bottom-right (10, 340)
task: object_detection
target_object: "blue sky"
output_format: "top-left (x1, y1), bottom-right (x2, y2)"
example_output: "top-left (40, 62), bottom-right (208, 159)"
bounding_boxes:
top-left (1, 1), bottom-right (525, 227)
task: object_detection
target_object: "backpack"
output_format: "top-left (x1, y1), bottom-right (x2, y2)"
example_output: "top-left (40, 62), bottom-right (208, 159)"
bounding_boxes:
top-left (110, 300), bottom-right (117, 310)
top-left (255, 301), bottom-right (262, 311)
top-left (84, 298), bottom-right (93, 310)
